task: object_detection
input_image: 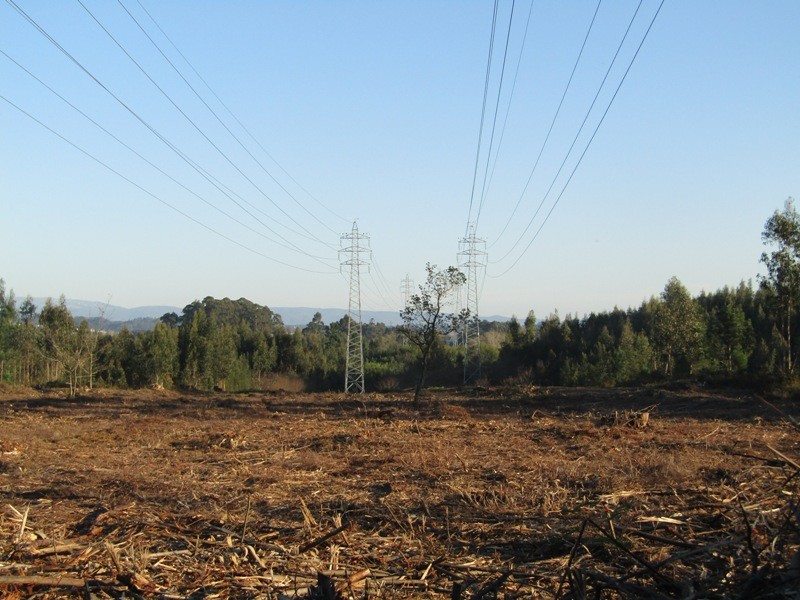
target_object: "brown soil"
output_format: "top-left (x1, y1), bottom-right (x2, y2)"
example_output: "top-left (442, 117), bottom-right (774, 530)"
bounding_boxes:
top-left (0, 385), bottom-right (798, 598)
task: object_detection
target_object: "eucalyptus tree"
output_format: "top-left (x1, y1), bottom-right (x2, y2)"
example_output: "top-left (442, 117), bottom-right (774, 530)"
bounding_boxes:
top-left (653, 277), bottom-right (704, 376)
top-left (18, 296), bottom-right (38, 385)
top-left (0, 280), bottom-right (16, 382)
top-left (760, 198), bottom-right (800, 375)
top-left (145, 321), bottom-right (179, 387)
top-left (40, 297), bottom-right (90, 397)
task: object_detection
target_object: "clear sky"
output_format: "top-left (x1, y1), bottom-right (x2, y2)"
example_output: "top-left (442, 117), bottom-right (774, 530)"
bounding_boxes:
top-left (1, 1), bottom-right (798, 320)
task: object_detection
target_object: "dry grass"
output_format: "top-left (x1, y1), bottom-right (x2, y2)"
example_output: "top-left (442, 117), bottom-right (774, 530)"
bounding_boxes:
top-left (0, 385), bottom-right (798, 598)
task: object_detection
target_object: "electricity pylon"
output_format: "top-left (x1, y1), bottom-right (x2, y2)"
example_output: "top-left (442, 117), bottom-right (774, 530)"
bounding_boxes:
top-left (455, 282), bottom-right (465, 347)
top-left (458, 224), bottom-right (487, 384)
top-left (400, 274), bottom-right (414, 307)
top-left (340, 221), bottom-right (370, 393)
top-left (400, 274), bottom-right (414, 347)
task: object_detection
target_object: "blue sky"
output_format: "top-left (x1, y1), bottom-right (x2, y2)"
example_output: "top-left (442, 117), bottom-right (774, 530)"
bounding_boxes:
top-left (1, 1), bottom-right (798, 320)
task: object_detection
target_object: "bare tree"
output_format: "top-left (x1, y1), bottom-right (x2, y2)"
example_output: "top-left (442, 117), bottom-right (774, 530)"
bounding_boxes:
top-left (398, 264), bottom-right (468, 404)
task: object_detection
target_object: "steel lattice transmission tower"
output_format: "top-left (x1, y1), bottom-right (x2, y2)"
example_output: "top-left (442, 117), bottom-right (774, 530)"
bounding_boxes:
top-left (340, 221), bottom-right (371, 393)
top-left (455, 281), bottom-right (466, 347)
top-left (400, 274), bottom-right (414, 306)
top-left (400, 274), bottom-right (413, 347)
top-left (458, 224), bottom-right (487, 384)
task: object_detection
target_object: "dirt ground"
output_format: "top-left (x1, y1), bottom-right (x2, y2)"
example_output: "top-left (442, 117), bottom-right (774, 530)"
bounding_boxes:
top-left (0, 384), bottom-right (799, 599)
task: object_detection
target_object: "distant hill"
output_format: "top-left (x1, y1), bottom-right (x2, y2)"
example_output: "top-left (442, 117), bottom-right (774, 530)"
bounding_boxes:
top-left (272, 307), bottom-right (401, 327)
top-left (273, 308), bottom-right (511, 327)
top-left (76, 316), bottom-right (160, 333)
top-left (32, 298), bottom-right (180, 321)
top-left (30, 298), bottom-right (509, 330)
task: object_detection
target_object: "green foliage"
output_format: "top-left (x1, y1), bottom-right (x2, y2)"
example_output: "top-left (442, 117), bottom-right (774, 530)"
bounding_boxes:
top-left (508, 316), bottom-right (522, 347)
top-left (364, 358), bottom-right (406, 391)
top-left (40, 296), bottom-right (91, 397)
top-left (698, 286), bottom-right (755, 374)
top-left (252, 332), bottom-right (277, 380)
top-left (614, 321), bottom-right (652, 383)
top-left (224, 355), bottom-right (252, 391)
top-left (653, 277), bottom-right (705, 376)
top-left (558, 318), bottom-right (652, 387)
top-left (760, 198), bottom-right (800, 375)
top-left (145, 322), bottom-right (178, 386)
top-left (16, 296), bottom-right (39, 385)
top-left (204, 321), bottom-right (238, 389)
top-left (182, 308), bottom-right (207, 388)
top-left (110, 328), bottom-right (147, 388)
top-left (0, 279), bottom-right (17, 382)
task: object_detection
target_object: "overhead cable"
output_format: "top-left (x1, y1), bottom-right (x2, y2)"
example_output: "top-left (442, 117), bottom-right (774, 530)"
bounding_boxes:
top-left (0, 95), bottom-right (336, 274)
top-left (370, 257), bottom-right (402, 308)
top-left (0, 48), bottom-right (336, 264)
top-left (490, 0), bottom-right (603, 248)
top-left (131, 0), bottom-right (349, 225)
top-left (116, 0), bottom-right (341, 238)
top-left (5, 0), bottom-right (330, 264)
top-left (464, 0), bottom-right (500, 235)
top-left (493, 0), bottom-right (643, 265)
top-left (364, 273), bottom-right (395, 312)
top-left (474, 0), bottom-right (517, 231)
top-left (75, 0), bottom-right (335, 249)
top-left (490, 0), bottom-right (666, 278)
top-left (480, 0), bottom-right (536, 212)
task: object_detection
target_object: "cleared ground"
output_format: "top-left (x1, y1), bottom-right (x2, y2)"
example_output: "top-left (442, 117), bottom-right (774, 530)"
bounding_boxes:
top-left (0, 385), bottom-right (798, 598)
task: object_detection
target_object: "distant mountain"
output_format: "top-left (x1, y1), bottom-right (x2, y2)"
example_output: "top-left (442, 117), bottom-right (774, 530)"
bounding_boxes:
top-left (30, 299), bottom-right (509, 330)
top-left (272, 307), bottom-right (402, 327)
top-left (272, 308), bottom-right (510, 327)
top-left (31, 298), bottom-right (180, 321)
top-left (77, 316), bottom-right (160, 333)
top-left (483, 315), bottom-right (512, 323)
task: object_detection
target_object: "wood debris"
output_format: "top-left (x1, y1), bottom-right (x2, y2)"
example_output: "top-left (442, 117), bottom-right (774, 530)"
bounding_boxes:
top-left (0, 386), bottom-right (798, 598)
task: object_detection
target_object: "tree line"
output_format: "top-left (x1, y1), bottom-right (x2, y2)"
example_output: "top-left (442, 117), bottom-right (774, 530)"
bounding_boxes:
top-left (1, 200), bottom-right (798, 395)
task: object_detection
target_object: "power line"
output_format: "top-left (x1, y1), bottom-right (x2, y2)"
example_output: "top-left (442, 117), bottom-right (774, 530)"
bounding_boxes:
top-left (4, 0), bottom-right (331, 265)
top-left (0, 48), bottom-right (335, 264)
top-left (115, 0), bottom-right (341, 239)
top-left (474, 0), bottom-right (517, 231)
top-left (493, 0), bottom-right (644, 266)
top-left (363, 274), bottom-right (394, 312)
top-left (360, 269), bottom-right (392, 311)
top-left (0, 94), bottom-right (336, 274)
top-left (74, 0), bottom-right (334, 249)
top-left (490, 0), bottom-right (603, 248)
top-left (131, 0), bottom-right (349, 225)
top-left (465, 0), bottom-right (500, 235)
top-left (371, 255), bottom-right (402, 308)
top-left (481, 0), bottom-right (536, 213)
top-left (490, 0), bottom-right (666, 278)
